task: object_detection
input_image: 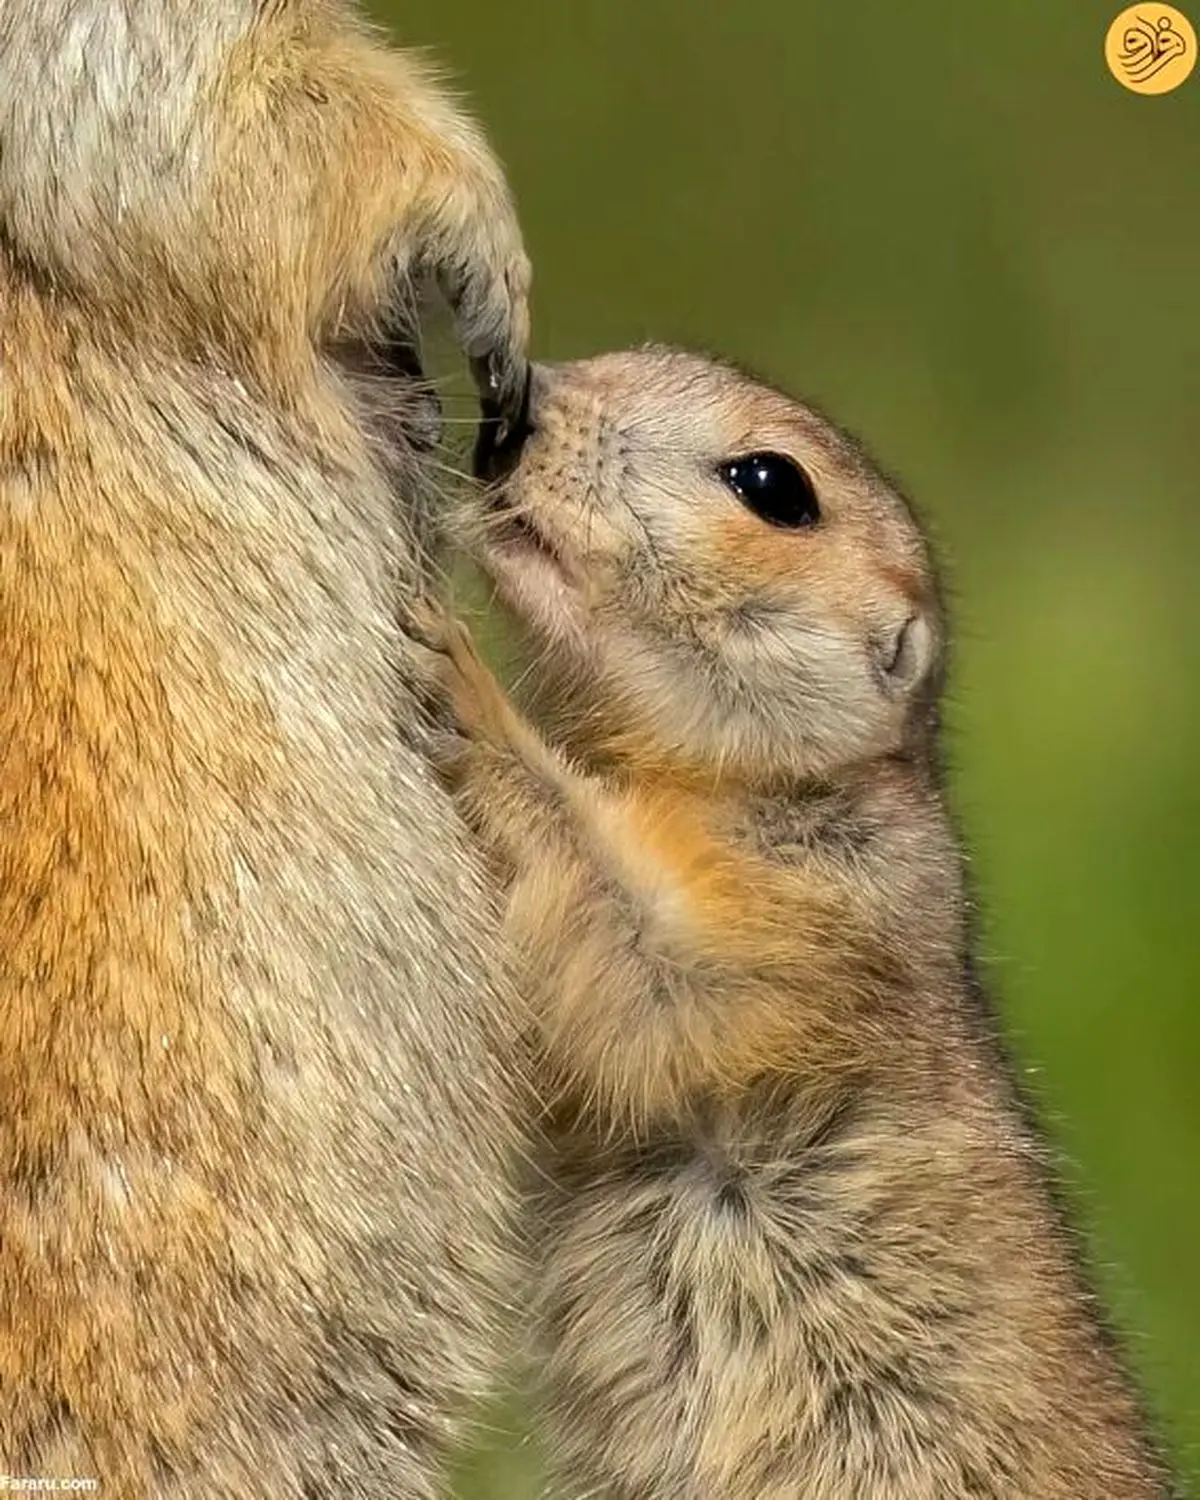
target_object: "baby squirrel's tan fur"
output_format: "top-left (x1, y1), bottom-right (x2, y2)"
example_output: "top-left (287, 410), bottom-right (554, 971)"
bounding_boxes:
top-left (1, 3), bottom-right (532, 1495)
top-left (434, 351), bottom-right (1169, 1498)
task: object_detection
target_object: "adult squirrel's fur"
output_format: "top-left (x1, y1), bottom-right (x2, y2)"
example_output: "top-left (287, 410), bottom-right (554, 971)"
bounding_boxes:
top-left (0, 3), bottom-right (531, 1494)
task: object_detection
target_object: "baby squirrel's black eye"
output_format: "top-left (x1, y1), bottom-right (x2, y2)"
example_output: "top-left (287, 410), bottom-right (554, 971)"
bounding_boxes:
top-left (718, 453), bottom-right (820, 529)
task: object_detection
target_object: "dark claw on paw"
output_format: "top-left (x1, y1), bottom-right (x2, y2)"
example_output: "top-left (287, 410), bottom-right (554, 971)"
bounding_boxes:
top-left (470, 350), bottom-right (529, 432)
top-left (473, 361), bottom-right (532, 482)
top-left (469, 351), bottom-right (504, 404)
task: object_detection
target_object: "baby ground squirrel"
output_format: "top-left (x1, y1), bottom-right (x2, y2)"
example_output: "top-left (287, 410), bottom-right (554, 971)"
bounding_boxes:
top-left (434, 350), bottom-right (1170, 1498)
top-left (1, 2), bottom-right (532, 1494)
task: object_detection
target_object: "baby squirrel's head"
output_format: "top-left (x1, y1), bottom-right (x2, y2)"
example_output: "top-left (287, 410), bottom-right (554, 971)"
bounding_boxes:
top-left (471, 347), bottom-right (943, 780)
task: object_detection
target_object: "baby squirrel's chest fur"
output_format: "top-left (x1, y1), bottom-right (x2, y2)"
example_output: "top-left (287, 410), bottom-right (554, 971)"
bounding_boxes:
top-left (515, 746), bottom-right (1166, 1497)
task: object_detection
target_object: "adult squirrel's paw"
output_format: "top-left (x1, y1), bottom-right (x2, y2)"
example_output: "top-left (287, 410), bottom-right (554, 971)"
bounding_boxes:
top-left (448, 219), bottom-right (532, 434)
top-left (415, 144), bottom-right (532, 434)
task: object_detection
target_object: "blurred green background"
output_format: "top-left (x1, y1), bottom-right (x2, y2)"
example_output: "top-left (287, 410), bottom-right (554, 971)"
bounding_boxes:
top-left (375, 1), bottom-right (1199, 1490)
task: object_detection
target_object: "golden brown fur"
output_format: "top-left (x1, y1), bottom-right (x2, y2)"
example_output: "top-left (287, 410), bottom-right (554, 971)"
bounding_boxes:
top-left (0, 3), bottom-right (531, 1494)
top-left (432, 350), bottom-right (1169, 1498)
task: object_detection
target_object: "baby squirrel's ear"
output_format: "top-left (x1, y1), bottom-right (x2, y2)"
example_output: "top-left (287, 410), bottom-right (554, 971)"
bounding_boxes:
top-left (873, 612), bottom-right (936, 697)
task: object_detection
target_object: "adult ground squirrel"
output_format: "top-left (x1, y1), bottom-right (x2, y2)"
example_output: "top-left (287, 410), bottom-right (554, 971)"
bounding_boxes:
top-left (1, 3), bottom-right (531, 1494)
top-left (434, 350), bottom-right (1169, 1498)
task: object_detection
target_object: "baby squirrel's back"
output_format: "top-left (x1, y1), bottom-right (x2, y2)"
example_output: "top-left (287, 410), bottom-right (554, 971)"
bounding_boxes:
top-left (0, 3), bottom-right (531, 1493)
top-left (442, 349), bottom-right (1170, 1497)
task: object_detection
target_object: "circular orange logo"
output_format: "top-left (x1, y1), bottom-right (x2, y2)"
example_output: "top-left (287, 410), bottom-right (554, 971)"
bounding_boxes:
top-left (1105, 6), bottom-right (1196, 93)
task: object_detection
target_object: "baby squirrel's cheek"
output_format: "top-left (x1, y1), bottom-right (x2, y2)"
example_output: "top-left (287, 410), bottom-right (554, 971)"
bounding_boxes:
top-left (706, 507), bottom-right (810, 582)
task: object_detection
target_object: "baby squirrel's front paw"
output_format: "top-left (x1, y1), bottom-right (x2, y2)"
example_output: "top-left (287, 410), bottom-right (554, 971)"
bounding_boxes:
top-left (436, 620), bottom-right (522, 753)
top-left (408, 602), bottom-right (556, 805)
top-left (407, 601), bottom-right (520, 751)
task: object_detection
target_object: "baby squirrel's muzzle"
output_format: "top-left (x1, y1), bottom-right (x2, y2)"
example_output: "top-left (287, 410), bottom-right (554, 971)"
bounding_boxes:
top-left (473, 360), bottom-right (534, 483)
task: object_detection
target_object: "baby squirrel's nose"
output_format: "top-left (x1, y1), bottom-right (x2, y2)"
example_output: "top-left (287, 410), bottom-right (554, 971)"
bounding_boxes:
top-left (474, 363), bottom-right (534, 483)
